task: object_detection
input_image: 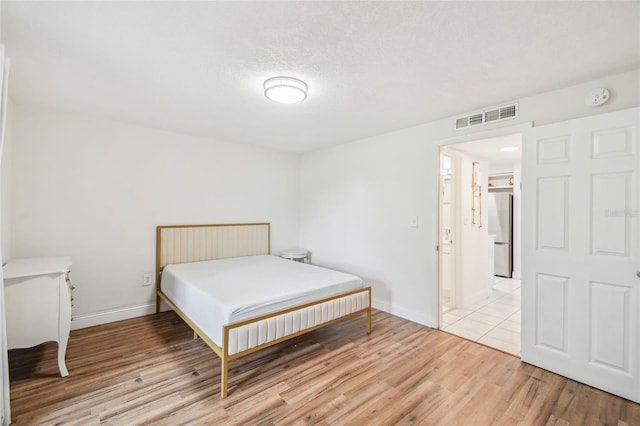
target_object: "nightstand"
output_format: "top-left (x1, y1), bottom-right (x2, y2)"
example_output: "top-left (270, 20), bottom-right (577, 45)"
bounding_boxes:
top-left (280, 249), bottom-right (311, 264)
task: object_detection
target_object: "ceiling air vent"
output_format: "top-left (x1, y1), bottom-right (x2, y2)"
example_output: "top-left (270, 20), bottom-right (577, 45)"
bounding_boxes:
top-left (455, 116), bottom-right (469, 129)
top-left (468, 113), bottom-right (483, 126)
top-left (499, 104), bottom-right (517, 119)
top-left (455, 102), bottom-right (519, 130)
top-left (484, 109), bottom-right (500, 123)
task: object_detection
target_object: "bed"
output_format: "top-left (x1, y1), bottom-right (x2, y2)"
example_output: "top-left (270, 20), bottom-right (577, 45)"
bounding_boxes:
top-left (155, 223), bottom-right (372, 398)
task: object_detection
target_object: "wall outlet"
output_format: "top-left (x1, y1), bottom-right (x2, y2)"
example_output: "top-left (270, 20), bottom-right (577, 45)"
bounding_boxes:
top-left (143, 273), bottom-right (153, 286)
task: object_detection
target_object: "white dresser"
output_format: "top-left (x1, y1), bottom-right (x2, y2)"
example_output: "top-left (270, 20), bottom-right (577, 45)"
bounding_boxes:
top-left (3, 257), bottom-right (74, 377)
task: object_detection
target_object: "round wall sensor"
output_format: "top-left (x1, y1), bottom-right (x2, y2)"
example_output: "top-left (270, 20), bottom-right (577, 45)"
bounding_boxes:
top-left (585, 88), bottom-right (610, 107)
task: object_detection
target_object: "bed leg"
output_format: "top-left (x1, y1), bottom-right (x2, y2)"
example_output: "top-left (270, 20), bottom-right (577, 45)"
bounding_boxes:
top-left (221, 326), bottom-right (230, 398)
top-left (366, 287), bottom-right (372, 334)
top-left (221, 356), bottom-right (228, 398)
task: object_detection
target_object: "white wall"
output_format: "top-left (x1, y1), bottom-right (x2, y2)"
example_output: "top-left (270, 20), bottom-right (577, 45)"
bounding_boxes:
top-left (1, 100), bottom-right (11, 262)
top-left (10, 104), bottom-right (300, 328)
top-left (300, 68), bottom-right (640, 328)
top-left (300, 127), bottom-right (434, 323)
top-left (454, 151), bottom-right (490, 307)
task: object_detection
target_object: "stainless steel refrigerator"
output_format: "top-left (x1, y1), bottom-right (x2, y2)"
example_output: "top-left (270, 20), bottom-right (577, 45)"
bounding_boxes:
top-left (488, 191), bottom-right (513, 278)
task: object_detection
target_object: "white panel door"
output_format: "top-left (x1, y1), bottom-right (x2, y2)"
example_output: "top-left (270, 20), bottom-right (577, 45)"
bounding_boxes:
top-left (521, 107), bottom-right (639, 403)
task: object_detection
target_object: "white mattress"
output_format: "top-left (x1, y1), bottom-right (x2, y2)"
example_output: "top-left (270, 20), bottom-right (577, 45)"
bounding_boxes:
top-left (160, 255), bottom-right (363, 347)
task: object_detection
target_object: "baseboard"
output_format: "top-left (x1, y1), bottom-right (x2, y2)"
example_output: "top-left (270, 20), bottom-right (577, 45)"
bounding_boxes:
top-left (71, 303), bottom-right (159, 330)
top-left (372, 297), bottom-right (434, 328)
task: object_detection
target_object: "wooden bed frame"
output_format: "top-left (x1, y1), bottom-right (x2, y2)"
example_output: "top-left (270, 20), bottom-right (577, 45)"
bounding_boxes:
top-left (155, 223), bottom-right (372, 398)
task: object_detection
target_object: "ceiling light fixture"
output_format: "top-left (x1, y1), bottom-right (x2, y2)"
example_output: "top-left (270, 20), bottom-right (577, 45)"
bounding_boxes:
top-left (264, 76), bottom-right (308, 104)
top-left (500, 146), bottom-right (519, 152)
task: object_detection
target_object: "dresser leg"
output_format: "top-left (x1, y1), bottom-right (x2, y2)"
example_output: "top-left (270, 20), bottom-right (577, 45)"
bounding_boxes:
top-left (58, 339), bottom-right (69, 377)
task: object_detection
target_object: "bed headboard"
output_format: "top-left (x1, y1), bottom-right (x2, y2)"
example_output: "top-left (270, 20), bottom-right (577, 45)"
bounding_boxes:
top-left (155, 223), bottom-right (270, 282)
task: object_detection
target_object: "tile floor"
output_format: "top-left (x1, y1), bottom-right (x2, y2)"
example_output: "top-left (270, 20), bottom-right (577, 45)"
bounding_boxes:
top-left (442, 277), bottom-right (521, 356)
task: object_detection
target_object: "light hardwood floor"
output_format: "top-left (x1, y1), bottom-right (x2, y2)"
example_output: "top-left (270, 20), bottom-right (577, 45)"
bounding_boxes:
top-left (8, 310), bottom-right (640, 425)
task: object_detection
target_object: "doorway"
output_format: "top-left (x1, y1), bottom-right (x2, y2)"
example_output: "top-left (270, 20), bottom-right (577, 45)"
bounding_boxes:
top-left (438, 133), bottom-right (522, 356)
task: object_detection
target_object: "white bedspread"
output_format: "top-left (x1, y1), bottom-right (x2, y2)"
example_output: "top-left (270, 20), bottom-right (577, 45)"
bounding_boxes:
top-left (160, 255), bottom-right (363, 347)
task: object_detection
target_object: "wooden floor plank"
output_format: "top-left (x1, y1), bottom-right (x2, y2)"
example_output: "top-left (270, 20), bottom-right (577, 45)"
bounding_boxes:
top-left (8, 309), bottom-right (640, 425)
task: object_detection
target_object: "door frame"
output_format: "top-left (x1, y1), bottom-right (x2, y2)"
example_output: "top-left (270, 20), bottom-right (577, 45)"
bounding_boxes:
top-left (434, 122), bottom-right (532, 329)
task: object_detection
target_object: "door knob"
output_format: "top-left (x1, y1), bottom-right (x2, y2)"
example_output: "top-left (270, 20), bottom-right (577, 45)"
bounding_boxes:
top-left (637, 270), bottom-right (640, 278)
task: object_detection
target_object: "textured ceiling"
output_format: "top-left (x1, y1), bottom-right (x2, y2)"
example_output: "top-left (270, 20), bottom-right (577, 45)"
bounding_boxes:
top-left (2, 1), bottom-right (639, 153)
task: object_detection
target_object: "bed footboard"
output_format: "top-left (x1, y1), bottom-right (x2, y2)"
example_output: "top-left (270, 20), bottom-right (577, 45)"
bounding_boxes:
top-left (220, 287), bottom-right (371, 397)
top-left (225, 288), bottom-right (370, 356)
